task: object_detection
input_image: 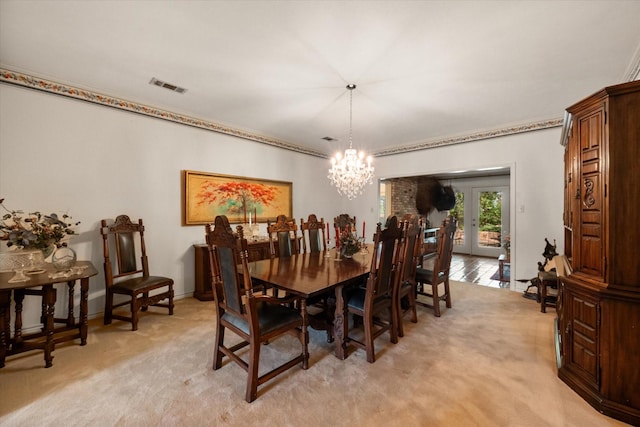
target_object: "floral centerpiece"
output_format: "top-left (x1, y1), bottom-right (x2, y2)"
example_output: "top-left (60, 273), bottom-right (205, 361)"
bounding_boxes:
top-left (0, 198), bottom-right (80, 256)
top-left (339, 225), bottom-right (361, 258)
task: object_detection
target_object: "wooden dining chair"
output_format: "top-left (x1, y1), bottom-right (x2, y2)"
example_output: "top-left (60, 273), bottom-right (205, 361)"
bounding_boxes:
top-left (100, 215), bottom-right (174, 331)
top-left (415, 216), bottom-right (457, 317)
top-left (206, 215), bottom-right (309, 403)
top-left (300, 214), bottom-right (334, 342)
top-left (300, 214), bottom-right (327, 254)
top-left (333, 213), bottom-right (356, 233)
top-left (342, 216), bottom-right (402, 363)
top-left (393, 215), bottom-right (423, 337)
top-left (267, 214), bottom-right (299, 258)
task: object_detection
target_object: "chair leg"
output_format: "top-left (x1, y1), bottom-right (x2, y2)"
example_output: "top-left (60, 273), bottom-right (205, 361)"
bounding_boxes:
top-left (364, 312), bottom-right (375, 363)
top-left (444, 278), bottom-right (452, 309)
top-left (212, 323), bottom-right (225, 370)
top-left (131, 296), bottom-right (139, 331)
top-left (396, 299), bottom-right (405, 338)
top-left (408, 291), bottom-right (418, 323)
top-left (432, 282), bottom-right (441, 317)
top-left (389, 306), bottom-right (398, 345)
top-left (141, 292), bottom-right (149, 312)
top-left (168, 285), bottom-right (174, 315)
top-left (104, 289), bottom-right (113, 325)
top-left (246, 338), bottom-right (261, 403)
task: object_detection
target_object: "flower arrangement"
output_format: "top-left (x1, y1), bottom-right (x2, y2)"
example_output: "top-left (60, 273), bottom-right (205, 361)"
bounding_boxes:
top-left (339, 225), bottom-right (361, 257)
top-left (0, 198), bottom-right (80, 252)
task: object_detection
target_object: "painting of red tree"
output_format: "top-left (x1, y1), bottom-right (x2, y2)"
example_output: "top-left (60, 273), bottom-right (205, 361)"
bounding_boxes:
top-left (183, 171), bottom-right (292, 225)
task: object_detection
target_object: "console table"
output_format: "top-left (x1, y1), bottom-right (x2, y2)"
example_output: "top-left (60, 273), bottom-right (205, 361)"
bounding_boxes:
top-left (0, 261), bottom-right (98, 368)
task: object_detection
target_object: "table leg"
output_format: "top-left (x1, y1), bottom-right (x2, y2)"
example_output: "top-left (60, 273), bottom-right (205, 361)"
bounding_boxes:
top-left (42, 285), bottom-right (56, 368)
top-left (13, 289), bottom-right (25, 346)
top-left (79, 278), bottom-right (89, 345)
top-left (67, 280), bottom-right (76, 327)
top-left (333, 284), bottom-right (348, 360)
top-left (0, 290), bottom-right (10, 368)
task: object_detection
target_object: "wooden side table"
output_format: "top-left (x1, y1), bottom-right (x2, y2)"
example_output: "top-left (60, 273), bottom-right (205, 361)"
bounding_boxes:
top-left (0, 261), bottom-right (98, 368)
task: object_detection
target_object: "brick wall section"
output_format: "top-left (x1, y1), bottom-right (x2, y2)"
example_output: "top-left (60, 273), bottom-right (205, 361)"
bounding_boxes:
top-left (389, 178), bottom-right (420, 218)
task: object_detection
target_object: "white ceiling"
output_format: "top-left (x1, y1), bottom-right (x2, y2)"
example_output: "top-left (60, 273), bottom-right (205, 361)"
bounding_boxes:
top-left (1, 1), bottom-right (639, 158)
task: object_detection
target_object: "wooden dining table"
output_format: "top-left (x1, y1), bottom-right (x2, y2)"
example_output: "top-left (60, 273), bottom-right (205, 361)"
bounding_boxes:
top-left (247, 248), bottom-right (372, 359)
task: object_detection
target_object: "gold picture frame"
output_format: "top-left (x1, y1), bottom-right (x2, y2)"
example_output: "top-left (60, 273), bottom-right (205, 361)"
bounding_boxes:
top-left (182, 170), bottom-right (293, 225)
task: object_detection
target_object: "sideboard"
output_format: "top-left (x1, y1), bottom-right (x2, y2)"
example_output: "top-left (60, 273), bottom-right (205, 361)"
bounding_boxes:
top-left (193, 237), bottom-right (301, 301)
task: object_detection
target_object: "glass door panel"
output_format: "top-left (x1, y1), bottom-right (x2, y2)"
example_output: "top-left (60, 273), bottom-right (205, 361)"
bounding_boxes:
top-left (471, 187), bottom-right (508, 257)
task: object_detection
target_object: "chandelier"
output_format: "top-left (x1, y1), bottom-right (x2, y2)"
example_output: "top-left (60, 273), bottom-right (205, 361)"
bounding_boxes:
top-left (328, 84), bottom-right (374, 199)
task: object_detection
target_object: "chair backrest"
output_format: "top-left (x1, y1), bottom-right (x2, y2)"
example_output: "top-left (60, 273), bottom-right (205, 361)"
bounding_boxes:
top-left (267, 214), bottom-right (299, 258)
top-left (431, 216), bottom-right (457, 281)
top-left (205, 215), bottom-right (251, 318)
top-left (398, 215), bottom-right (423, 286)
top-left (333, 214), bottom-right (356, 234)
top-left (300, 214), bottom-right (326, 253)
top-left (366, 216), bottom-right (403, 300)
top-left (100, 215), bottom-right (149, 287)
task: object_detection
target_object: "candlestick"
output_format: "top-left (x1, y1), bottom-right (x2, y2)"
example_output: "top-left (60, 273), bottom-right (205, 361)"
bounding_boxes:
top-left (249, 212), bottom-right (252, 227)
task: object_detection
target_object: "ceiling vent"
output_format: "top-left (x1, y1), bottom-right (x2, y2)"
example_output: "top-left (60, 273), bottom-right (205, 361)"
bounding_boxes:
top-left (149, 77), bottom-right (187, 94)
top-left (322, 136), bottom-right (337, 142)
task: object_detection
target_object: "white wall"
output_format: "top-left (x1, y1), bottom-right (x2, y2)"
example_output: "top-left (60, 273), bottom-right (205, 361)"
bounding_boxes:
top-left (1, 83), bottom-right (566, 329)
top-left (369, 128), bottom-right (566, 289)
top-left (0, 84), bottom-right (346, 327)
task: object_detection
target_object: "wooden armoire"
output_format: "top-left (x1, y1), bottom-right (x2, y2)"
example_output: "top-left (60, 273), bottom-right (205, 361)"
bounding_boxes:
top-left (558, 79), bottom-right (640, 425)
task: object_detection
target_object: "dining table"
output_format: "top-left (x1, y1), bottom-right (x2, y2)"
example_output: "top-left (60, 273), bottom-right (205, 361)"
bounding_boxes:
top-left (247, 248), bottom-right (372, 360)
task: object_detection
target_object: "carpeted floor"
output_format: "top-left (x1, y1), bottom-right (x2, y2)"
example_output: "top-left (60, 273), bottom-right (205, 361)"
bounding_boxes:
top-left (0, 281), bottom-right (630, 426)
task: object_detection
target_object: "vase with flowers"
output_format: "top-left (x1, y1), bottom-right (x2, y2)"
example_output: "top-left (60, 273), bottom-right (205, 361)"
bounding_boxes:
top-left (0, 198), bottom-right (80, 270)
top-left (339, 225), bottom-right (361, 258)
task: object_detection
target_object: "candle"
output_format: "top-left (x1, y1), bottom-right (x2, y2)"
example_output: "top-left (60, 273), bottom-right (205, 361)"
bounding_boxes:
top-left (254, 207), bottom-right (257, 222)
top-left (326, 223), bottom-right (330, 240)
top-left (362, 221), bottom-right (366, 240)
top-left (249, 212), bottom-right (252, 227)
top-left (244, 205), bottom-right (247, 224)
top-left (335, 226), bottom-right (340, 248)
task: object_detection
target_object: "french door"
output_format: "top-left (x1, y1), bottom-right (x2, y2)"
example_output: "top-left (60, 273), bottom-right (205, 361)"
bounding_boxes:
top-left (454, 186), bottom-right (509, 257)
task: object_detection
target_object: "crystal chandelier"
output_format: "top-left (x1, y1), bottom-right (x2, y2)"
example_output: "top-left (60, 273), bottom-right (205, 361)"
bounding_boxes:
top-left (328, 84), bottom-right (374, 200)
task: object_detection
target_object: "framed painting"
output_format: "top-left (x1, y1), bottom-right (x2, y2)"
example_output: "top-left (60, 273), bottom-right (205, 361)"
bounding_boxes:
top-left (182, 170), bottom-right (293, 225)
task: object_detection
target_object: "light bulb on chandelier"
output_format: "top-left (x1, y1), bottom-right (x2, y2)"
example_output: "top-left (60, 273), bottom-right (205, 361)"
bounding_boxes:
top-left (327, 84), bottom-right (375, 200)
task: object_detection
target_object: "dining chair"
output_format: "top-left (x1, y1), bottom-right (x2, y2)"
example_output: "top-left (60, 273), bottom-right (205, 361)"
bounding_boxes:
top-left (393, 215), bottom-right (423, 337)
top-left (100, 215), bottom-right (174, 331)
top-left (333, 213), bottom-right (356, 233)
top-left (300, 214), bottom-right (334, 342)
top-left (342, 216), bottom-right (402, 363)
top-left (206, 215), bottom-right (308, 402)
top-left (267, 214), bottom-right (300, 258)
top-left (300, 214), bottom-right (327, 254)
top-left (415, 215), bottom-right (457, 317)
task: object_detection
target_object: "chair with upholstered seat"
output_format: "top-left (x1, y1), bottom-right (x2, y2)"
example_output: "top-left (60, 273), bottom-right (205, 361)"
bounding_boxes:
top-left (415, 216), bottom-right (457, 317)
top-left (100, 215), bottom-right (174, 331)
top-left (267, 214), bottom-right (300, 258)
top-left (333, 214), bottom-right (356, 234)
top-left (300, 214), bottom-right (327, 254)
top-left (342, 216), bottom-right (402, 363)
top-left (206, 215), bottom-right (308, 402)
top-left (393, 215), bottom-right (423, 337)
top-left (300, 214), bottom-right (334, 342)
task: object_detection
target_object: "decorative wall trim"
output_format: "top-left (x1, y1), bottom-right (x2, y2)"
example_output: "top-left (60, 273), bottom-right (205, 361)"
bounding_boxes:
top-left (1, 67), bottom-right (565, 159)
top-left (373, 118), bottom-right (563, 157)
top-left (0, 68), bottom-right (326, 159)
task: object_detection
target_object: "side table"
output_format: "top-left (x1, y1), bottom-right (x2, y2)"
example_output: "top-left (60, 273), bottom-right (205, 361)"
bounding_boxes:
top-left (0, 261), bottom-right (98, 368)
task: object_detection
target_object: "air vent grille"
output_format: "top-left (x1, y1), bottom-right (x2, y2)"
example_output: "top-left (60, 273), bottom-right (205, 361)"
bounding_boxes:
top-left (149, 77), bottom-right (187, 94)
top-left (322, 136), bottom-right (337, 142)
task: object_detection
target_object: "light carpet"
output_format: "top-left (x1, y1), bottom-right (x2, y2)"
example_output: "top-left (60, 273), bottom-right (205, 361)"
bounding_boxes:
top-left (0, 281), bottom-right (630, 427)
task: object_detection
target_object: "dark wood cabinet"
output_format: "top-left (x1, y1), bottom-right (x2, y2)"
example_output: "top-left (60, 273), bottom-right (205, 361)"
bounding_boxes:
top-left (193, 241), bottom-right (272, 301)
top-left (558, 80), bottom-right (640, 425)
top-left (193, 237), bottom-right (301, 301)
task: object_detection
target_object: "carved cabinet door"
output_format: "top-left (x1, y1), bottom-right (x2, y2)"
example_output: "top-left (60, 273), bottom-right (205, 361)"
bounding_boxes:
top-left (575, 104), bottom-right (605, 280)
